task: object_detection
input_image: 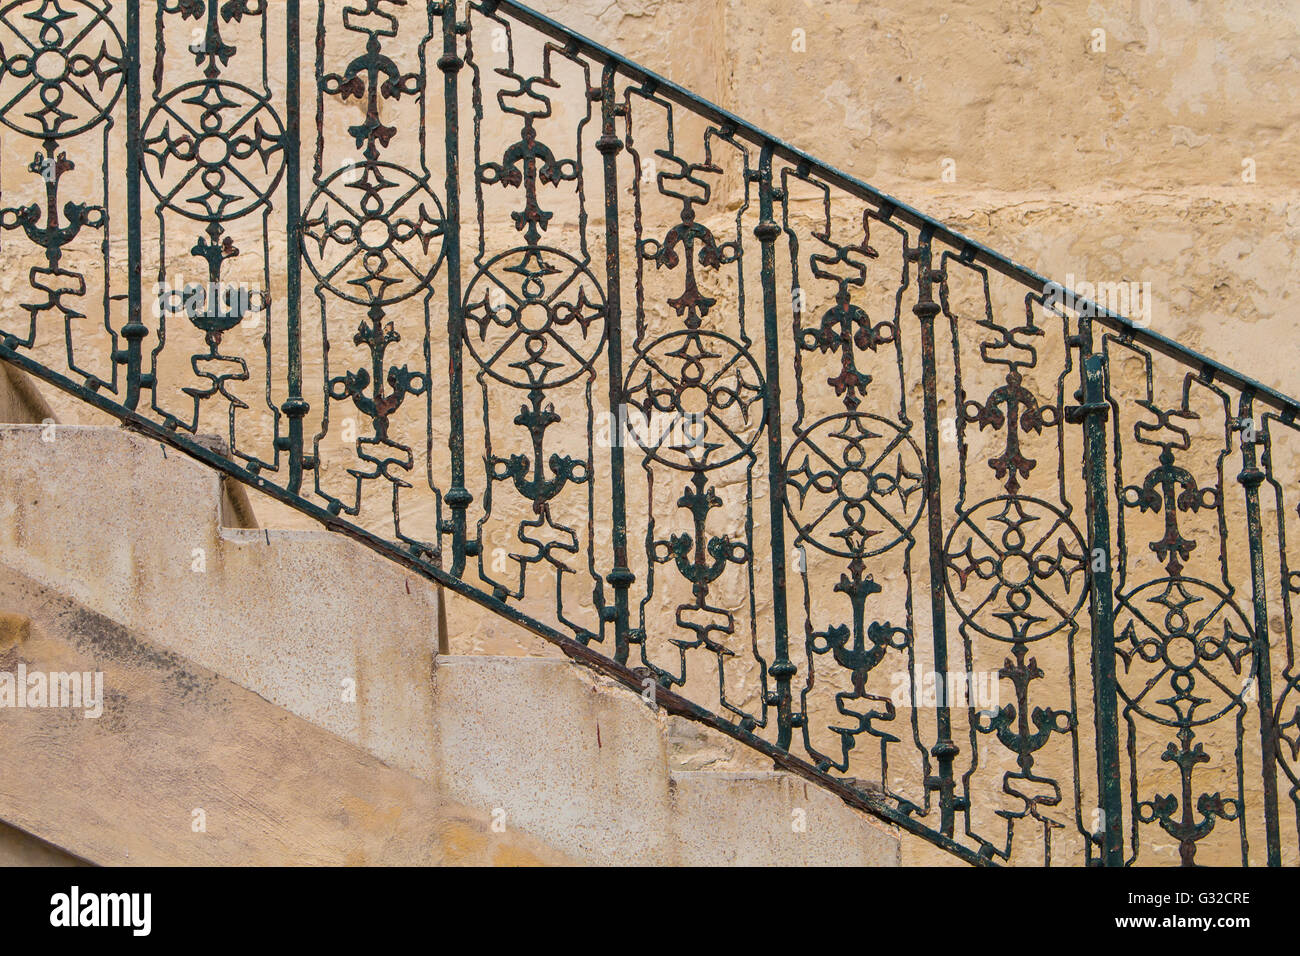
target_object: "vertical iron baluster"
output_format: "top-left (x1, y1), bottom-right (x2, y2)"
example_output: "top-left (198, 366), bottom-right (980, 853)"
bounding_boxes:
top-left (912, 225), bottom-right (958, 835)
top-left (4, 0), bottom-right (1295, 868)
top-left (755, 142), bottom-right (793, 750)
top-left (1075, 322), bottom-right (1124, 867)
top-left (1237, 389), bottom-right (1283, 865)
top-left (122, 0), bottom-right (144, 409)
top-left (281, 0), bottom-right (307, 494)
top-left (440, 1), bottom-right (471, 577)
top-left (597, 63), bottom-right (632, 662)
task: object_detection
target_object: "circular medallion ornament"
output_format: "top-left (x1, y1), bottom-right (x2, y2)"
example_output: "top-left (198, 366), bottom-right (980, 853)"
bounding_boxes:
top-left (783, 413), bottom-right (925, 559)
top-left (1275, 680), bottom-right (1300, 788)
top-left (943, 496), bottom-right (1086, 644)
top-left (141, 80), bottom-right (286, 221)
top-left (462, 247), bottom-right (606, 389)
top-left (0, 0), bottom-right (126, 139)
top-left (1115, 578), bottom-right (1254, 727)
top-left (623, 330), bottom-right (765, 471)
top-left (302, 161), bottom-right (447, 306)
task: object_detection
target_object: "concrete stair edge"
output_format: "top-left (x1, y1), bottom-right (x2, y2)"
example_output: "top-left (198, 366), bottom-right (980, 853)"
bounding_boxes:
top-left (0, 420), bottom-right (900, 866)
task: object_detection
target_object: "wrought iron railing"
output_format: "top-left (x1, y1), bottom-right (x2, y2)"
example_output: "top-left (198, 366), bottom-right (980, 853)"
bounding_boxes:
top-left (1, 0), bottom-right (1296, 867)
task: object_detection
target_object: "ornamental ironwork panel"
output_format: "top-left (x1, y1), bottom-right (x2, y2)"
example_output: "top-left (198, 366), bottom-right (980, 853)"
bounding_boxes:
top-left (0, 0), bottom-right (1294, 867)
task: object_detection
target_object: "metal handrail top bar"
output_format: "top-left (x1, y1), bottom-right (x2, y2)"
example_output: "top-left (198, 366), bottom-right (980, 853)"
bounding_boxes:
top-left (492, 0), bottom-right (1300, 416)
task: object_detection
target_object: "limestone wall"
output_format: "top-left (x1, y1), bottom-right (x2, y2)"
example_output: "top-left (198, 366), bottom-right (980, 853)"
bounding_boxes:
top-left (1, 0), bottom-right (1295, 866)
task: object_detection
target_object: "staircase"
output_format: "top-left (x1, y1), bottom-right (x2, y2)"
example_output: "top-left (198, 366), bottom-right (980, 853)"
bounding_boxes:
top-left (0, 0), bottom-right (1296, 866)
top-left (0, 407), bottom-right (898, 865)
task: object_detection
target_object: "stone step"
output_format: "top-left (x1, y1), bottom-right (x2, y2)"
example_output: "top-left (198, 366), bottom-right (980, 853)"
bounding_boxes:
top-left (0, 423), bottom-right (443, 779)
top-left (0, 564), bottom-right (568, 865)
top-left (0, 421), bottom-right (899, 865)
top-left (433, 656), bottom-right (899, 865)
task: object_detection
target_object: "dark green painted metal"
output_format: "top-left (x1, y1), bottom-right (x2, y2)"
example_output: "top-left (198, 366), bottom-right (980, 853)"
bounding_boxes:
top-left (439, 0), bottom-right (472, 579)
top-left (488, 0), bottom-right (1300, 423)
top-left (1259, 410), bottom-right (1300, 858)
top-left (1, 0), bottom-right (1296, 868)
top-left (1237, 390), bottom-right (1282, 866)
top-left (756, 143), bottom-right (794, 751)
top-left (1101, 331), bottom-right (1268, 865)
top-left (1076, 341), bottom-right (1124, 867)
top-left (597, 62), bottom-right (632, 664)
top-left (282, 0), bottom-right (306, 495)
top-left (0, 339), bottom-right (993, 868)
top-left (913, 227), bottom-right (959, 838)
top-left (123, 0), bottom-right (144, 410)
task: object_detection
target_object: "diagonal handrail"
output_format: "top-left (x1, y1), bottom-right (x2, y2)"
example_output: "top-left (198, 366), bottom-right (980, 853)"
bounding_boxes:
top-left (0, 342), bottom-right (995, 867)
top-left (495, 0), bottom-right (1300, 416)
top-left (0, 0), bottom-right (1295, 867)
